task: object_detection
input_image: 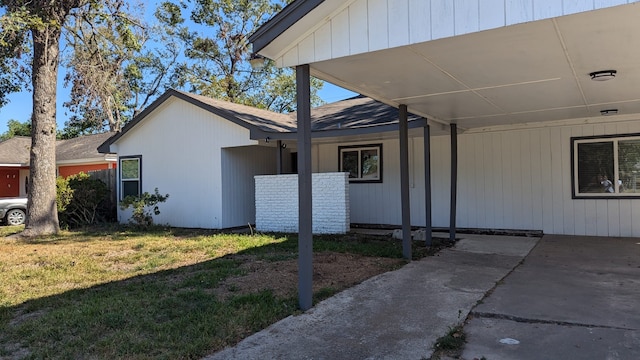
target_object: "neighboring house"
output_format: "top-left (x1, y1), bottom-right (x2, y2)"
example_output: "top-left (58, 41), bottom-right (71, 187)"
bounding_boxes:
top-left (246, 0), bottom-right (640, 238)
top-left (0, 133), bottom-right (117, 198)
top-left (55, 133), bottom-right (118, 178)
top-left (0, 137), bottom-right (31, 198)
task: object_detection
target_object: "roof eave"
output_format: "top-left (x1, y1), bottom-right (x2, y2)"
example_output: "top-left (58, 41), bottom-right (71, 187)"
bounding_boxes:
top-left (248, 0), bottom-right (325, 53)
top-left (251, 118), bottom-right (428, 141)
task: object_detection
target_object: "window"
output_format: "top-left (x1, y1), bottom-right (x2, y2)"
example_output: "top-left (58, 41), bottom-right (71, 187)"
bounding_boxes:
top-left (572, 134), bottom-right (640, 198)
top-left (339, 144), bottom-right (382, 182)
top-left (120, 156), bottom-right (141, 200)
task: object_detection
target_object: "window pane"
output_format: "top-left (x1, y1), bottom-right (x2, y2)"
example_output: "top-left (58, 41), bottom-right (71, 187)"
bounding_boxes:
top-left (122, 180), bottom-right (140, 198)
top-left (618, 139), bottom-right (640, 193)
top-left (361, 149), bottom-right (379, 179)
top-left (121, 159), bottom-right (139, 180)
top-left (577, 142), bottom-right (614, 193)
top-left (342, 151), bottom-right (359, 178)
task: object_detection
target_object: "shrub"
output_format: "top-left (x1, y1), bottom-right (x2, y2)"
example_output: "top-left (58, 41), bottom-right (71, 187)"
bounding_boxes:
top-left (120, 188), bottom-right (169, 227)
top-left (56, 173), bottom-right (112, 228)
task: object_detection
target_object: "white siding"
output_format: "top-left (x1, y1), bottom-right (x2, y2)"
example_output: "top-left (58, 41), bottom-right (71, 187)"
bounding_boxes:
top-left (221, 146), bottom-right (277, 228)
top-left (316, 119), bottom-right (640, 236)
top-left (278, 0), bottom-right (640, 67)
top-left (111, 97), bottom-right (257, 229)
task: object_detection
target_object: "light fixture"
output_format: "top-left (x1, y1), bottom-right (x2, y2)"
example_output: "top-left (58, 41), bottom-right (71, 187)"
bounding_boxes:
top-left (600, 109), bottom-right (618, 116)
top-left (589, 70), bottom-right (617, 81)
top-left (281, 143), bottom-right (287, 149)
top-left (249, 54), bottom-right (266, 70)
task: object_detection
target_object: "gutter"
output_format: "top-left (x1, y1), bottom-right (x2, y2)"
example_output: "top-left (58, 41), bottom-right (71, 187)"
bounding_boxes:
top-left (248, 0), bottom-right (325, 53)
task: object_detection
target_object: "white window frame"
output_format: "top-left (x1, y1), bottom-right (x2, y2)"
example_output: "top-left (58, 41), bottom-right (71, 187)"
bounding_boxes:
top-left (338, 144), bottom-right (382, 183)
top-left (571, 134), bottom-right (640, 199)
top-left (120, 155), bottom-right (142, 200)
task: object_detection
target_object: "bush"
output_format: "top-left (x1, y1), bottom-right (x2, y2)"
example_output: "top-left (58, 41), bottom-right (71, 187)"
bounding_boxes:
top-left (120, 188), bottom-right (169, 227)
top-left (57, 173), bottom-right (112, 228)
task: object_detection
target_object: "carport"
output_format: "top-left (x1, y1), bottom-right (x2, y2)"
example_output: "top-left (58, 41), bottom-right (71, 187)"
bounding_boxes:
top-left (249, 0), bottom-right (640, 309)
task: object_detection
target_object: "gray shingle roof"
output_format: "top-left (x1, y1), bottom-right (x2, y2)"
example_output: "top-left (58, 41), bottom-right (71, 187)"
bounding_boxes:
top-left (56, 132), bottom-right (115, 162)
top-left (0, 136), bottom-right (31, 165)
top-left (307, 95), bottom-right (422, 132)
top-left (182, 91), bottom-right (297, 132)
top-left (99, 89), bottom-right (425, 152)
top-left (0, 133), bottom-right (115, 166)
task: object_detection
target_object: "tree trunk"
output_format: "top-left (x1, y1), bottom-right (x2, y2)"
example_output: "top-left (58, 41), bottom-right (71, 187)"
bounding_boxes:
top-left (22, 25), bottom-right (62, 236)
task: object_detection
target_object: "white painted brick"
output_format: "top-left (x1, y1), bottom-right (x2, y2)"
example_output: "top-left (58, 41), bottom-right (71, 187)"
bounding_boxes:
top-left (255, 172), bottom-right (350, 234)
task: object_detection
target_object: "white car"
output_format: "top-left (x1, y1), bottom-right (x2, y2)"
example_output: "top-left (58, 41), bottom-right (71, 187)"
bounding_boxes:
top-left (0, 197), bottom-right (27, 226)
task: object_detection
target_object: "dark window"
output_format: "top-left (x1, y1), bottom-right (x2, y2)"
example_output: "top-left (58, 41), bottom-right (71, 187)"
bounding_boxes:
top-left (572, 134), bottom-right (640, 198)
top-left (338, 144), bottom-right (382, 183)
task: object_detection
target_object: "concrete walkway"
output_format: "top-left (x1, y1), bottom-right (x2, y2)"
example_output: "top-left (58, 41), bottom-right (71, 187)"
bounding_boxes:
top-left (462, 235), bottom-right (640, 360)
top-left (206, 234), bottom-right (539, 360)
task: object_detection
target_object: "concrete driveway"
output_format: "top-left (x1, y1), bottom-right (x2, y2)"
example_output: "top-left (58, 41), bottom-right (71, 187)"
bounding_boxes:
top-left (463, 234), bottom-right (640, 360)
top-left (206, 233), bottom-right (639, 360)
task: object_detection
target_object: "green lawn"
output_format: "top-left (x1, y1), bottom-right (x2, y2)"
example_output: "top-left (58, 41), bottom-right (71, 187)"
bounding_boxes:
top-left (0, 225), bottom-right (431, 359)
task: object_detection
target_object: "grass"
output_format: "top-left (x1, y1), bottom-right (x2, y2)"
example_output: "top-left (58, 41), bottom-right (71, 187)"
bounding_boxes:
top-left (0, 224), bottom-right (433, 359)
top-left (431, 324), bottom-right (467, 360)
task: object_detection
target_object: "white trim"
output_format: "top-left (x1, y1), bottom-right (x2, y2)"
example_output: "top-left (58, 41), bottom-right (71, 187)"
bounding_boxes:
top-left (572, 134), bottom-right (640, 198)
top-left (465, 114), bottom-right (640, 134)
top-left (56, 157), bottom-right (117, 166)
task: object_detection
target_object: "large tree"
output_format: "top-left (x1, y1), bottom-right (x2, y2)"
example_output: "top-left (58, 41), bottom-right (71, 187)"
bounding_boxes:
top-left (160, 0), bottom-right (323, 112)
top-left (0, 1), bottom-right (141, 236)
top-left (60, 3), bottom-right (182, 136)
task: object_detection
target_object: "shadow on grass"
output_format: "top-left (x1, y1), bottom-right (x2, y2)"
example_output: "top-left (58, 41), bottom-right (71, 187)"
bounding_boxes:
top-left (0, 230), bottom-right (444, 359)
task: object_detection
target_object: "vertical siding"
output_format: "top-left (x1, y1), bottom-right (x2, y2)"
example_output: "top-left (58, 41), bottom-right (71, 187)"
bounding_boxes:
top-left (279, 0), bottom-right (640, 67)
top-left (221, 146), bottom-right (277, 228)
top-left (316, 119), bottom-right (640, 236)
top-left (113, 98), bottom-right (257, 229)
top-left (368, 0), bottom-right (389, 51)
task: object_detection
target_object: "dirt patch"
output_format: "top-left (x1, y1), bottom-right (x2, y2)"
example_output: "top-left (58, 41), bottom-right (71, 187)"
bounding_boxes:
top-left (214, 252), bottom-right (405, 299)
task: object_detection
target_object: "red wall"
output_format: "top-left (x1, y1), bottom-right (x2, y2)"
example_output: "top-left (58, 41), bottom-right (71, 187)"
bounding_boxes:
top-left (58, 163), bottom-right (114, 178)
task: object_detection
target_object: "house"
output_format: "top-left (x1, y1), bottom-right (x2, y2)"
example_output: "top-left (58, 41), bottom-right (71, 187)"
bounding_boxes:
top-left (248, 0), bottom-right (640, 239)
top-left (99, 90), bottom-right (290, 229)
top-left (101, 1), bottom-right (640, 240)
top-left (0, 133), bottom-right (117, 198)
top-left (99, 89), bottom-right (424, 229)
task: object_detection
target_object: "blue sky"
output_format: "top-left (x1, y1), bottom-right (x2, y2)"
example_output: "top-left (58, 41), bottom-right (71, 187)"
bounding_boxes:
top-left (0, 0), bottom-right (357, 135)
top-left (0, 78), bottom-right (357, 134)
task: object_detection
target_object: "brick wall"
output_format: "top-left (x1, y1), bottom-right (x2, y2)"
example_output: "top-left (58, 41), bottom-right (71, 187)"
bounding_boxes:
top-left (255, 172), bottom-right (350, 234)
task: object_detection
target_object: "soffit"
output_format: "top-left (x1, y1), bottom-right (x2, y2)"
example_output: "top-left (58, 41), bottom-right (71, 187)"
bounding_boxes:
top-left (307, 4), bottom-right (640, 130)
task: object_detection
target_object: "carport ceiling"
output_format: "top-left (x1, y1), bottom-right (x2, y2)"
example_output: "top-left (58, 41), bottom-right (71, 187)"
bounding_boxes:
top-left (310, 4), bottom-right (640, 130)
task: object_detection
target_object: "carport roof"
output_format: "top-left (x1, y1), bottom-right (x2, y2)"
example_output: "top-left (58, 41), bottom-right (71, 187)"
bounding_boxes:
top-left (249, 1), bottom-right (640, 131)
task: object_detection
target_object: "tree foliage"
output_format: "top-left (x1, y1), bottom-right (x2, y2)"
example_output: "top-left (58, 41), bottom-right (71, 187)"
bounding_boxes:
top-left (56, 172), bottom-right (112, 228)
top-left (0, 0), bottom-right (147, 236)
top-left (120, 188), bottom-right (169, 227)
top-left (158, 0), bottom-right (324, 112)
top-left (0, 118), bottom-right (31, 141)
top-left (0, 4), bottom-right (34, 106)
top-left (61, 1), bottom-right (182, 136)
